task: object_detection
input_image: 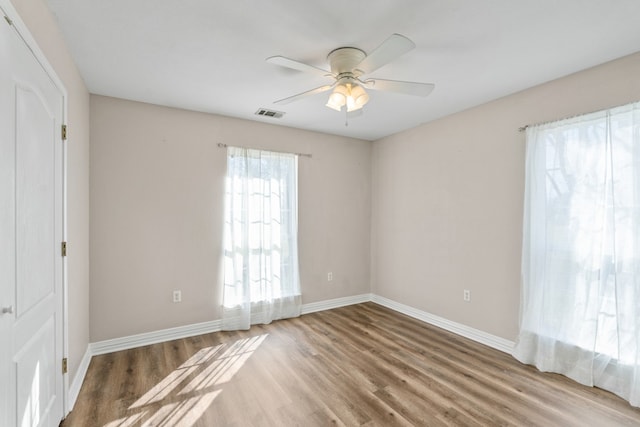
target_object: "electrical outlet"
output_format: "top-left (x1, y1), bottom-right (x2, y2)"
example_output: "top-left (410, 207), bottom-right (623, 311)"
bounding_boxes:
top-left (173, 290), bottom-right (182, 303)
top-left (463, 289), bottom-right (471, 302)
top-left (327, 272), bottom-right (333, 282)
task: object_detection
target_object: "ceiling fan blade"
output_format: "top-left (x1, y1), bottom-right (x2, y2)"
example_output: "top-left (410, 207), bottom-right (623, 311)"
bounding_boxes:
top-left (274, 84), bottom-right (334, 105)
top-left (266, 56), bottom-right (330, 76)
top-left (356, 34), bottom-right (416, 74)
top-left (365, 79), bottom-right (435, 97)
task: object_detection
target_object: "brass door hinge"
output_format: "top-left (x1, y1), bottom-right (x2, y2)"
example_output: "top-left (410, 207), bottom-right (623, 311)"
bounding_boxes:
top-left (62, 358), bottom-right (68, 374)
top-left (61, 241), bottom-right (67, 257)
top-left (61, 124), bottom-right (67, 141)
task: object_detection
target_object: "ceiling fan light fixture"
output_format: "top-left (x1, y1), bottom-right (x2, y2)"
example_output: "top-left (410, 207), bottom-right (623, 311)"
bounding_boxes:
top-left (326, 82), bottom-right (369, 112)
top-left (349, 84), bottom-right (369, 111)
top-left (346, 95), bottom-right (359, 112)
top-left (326, 84), bottom-right (349, 111)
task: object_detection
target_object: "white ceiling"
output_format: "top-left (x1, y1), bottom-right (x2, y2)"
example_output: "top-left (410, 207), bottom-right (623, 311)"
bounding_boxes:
top-left (47, 0), bottom-right (640, 141)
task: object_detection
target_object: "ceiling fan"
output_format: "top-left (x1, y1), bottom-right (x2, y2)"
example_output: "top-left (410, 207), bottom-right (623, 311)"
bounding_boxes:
top-left (266, 34), bottom-right (435, 115)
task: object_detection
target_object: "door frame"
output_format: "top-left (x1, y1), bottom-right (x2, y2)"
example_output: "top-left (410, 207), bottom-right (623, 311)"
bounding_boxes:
top-left (0, 0), bottom-right (69, 416)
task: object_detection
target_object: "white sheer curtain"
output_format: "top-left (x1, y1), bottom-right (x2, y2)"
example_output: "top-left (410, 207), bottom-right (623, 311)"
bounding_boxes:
top-left (513, 102), bottom-right (640, 407)
top-left (221, 147), bottom-right (301, 330)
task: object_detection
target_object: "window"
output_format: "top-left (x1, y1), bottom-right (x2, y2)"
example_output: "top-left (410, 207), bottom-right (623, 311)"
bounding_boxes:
top-left (514, 102), bottom-right (640, 407)
top-left (221, 147), bottom-right (301, 330)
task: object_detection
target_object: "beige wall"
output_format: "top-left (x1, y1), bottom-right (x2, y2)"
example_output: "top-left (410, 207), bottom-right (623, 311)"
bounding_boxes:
top-left (9, 0), bottom-right (91, 383)
top-left (372, 52), bottom-right (640, 341)
top-left (10, 0), bottom-right (640, 362)
top-left (89, 96), bottom-right (371, 341)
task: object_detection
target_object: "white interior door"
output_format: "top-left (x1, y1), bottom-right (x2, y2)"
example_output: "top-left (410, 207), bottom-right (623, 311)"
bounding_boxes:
top-left (0, 8), bottom-right (65, 427)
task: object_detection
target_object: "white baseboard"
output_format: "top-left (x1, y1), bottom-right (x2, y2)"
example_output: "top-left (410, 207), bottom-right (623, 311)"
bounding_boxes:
top-left (370, 294), bottom-right (515, 354)
top-left (90, 319), bottom-right (223, 356)
top-left (88, 293), bottom-right (513, 356)
top-left (301, 293), bottom-right (372, 315)
top-left (68, 346), bottom-right (92, 411)
top-left (70, 292), bottom-right (513, 412)
top-left (88, 294), bottom-right (372, 356)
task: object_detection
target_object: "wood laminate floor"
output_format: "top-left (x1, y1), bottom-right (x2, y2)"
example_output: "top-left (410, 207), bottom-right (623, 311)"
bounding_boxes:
top-left (62, 303), bottom-right (640, 426)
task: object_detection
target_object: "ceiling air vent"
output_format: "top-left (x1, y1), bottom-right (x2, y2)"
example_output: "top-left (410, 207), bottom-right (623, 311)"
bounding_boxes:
top-left (255, 108), bottom-right (285, 119)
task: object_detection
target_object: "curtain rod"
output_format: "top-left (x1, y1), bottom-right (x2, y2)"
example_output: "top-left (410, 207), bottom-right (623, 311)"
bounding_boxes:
top-left (518, 111), bottom-right (596, 132)
top-left (518, 100), bottom-right (640, 132)
top-left (217, 143), bottom-right (312, 158)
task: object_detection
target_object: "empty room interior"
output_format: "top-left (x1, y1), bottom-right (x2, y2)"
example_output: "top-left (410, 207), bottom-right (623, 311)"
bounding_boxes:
top-left (3, 0), bottom-right (640, 426)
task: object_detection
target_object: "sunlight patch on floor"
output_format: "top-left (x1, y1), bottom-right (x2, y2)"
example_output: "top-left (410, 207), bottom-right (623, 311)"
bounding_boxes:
top-left (140, 390), bottom-right (221, 427)
top-left (179, 334), bottom-right (268, 395)
top-left (101, 334), bottom-right (268, 427)
top-left (130, 345), bottom-right (224, 408)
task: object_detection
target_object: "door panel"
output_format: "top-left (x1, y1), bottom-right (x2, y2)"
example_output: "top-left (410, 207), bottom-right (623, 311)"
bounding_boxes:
top-left (0, 7), bottom-right (65, 427)
top-left (15, 317), bottom-right (56, 427)
top-left (16, 85), bottom-right (56, 317)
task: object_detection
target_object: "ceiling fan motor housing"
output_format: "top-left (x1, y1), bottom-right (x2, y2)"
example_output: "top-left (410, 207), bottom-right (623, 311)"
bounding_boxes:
top-left (327, 47), bottom-right (366, 76)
